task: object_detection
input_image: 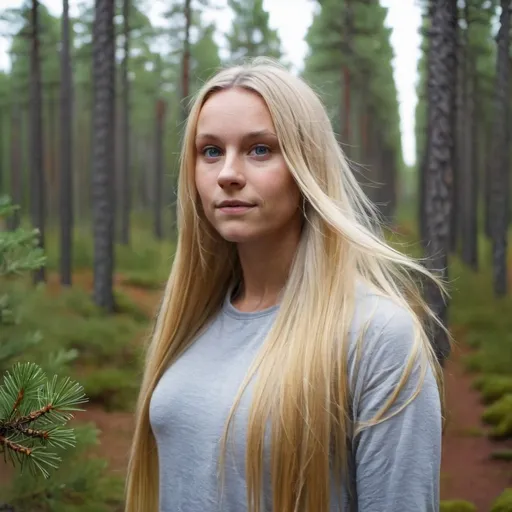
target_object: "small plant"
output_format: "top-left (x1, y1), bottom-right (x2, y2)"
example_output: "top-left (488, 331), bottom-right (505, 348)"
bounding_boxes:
top-left (440, 500), bottom-right (477, 512)
top-left (472, 375), bottom-right (512, 405)
top-left (491, 488), bottom-right (512, 512)
top-left (482, 394), bottom-right (512, 439)
top-left (0, 362), bottom-right (87, 478)
top-left (490, 449), bottom-right (512, 462)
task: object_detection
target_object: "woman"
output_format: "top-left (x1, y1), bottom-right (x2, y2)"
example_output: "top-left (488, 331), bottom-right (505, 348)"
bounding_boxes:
top-left (126, 58), bottom-right (447, 512)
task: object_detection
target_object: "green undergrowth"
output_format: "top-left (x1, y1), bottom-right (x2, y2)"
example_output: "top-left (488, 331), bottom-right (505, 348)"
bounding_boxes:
top-left (449, 246), bottom-right (512, 440)
top-left (44, 217), bottom-right (173, 288)
top-left (1, 424), bottom-right (124, 512)
top-left (491, 489), bottom-right (512, 512)
top-left (490, 449), bottom-right (512, 462)
top-left (439, 500), bottom-right (477, 512)
top-left (1, 277), bottom-right (152, 412)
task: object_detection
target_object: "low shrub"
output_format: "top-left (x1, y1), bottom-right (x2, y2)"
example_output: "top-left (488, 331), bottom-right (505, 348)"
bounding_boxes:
top-left (439, 500), bottom-right (477, 512)
top-left (491, 488), bottom-right (512, 512)
top-left (482, 394), bottom-right (512, 439)
top-left (472, 375), bottom-right (512, 404)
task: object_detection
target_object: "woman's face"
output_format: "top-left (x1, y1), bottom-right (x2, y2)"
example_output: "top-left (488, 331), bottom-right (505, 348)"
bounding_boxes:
top-left (194, 88), bottom-right (302, 245)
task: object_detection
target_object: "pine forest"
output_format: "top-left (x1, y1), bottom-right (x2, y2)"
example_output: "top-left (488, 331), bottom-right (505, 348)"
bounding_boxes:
top-left (0, 0), bottom-right (512, 510)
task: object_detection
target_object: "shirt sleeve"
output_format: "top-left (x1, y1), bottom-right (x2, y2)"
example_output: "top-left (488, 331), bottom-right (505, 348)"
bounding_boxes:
top-left (351, 307), bottom-right (442, 512)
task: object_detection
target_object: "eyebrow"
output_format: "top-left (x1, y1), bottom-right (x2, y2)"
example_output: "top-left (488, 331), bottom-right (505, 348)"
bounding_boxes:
top-left (195, 129), bottom-right (278, 142)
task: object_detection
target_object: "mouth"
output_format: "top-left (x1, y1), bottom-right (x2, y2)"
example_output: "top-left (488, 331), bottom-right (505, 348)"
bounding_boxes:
top-left (216, 201), bottom-right (256, 214)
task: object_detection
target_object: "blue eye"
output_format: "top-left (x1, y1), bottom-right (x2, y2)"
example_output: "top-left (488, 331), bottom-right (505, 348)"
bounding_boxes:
top-left (251, 145), bottom-right (270, 157)
top-left (202, 146), bottom-right (221, 159)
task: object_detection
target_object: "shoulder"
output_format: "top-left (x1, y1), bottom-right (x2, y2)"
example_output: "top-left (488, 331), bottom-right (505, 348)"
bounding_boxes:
top-left (347, 281), bottom-right (439, 416)
top-left (349, 281), bottom-right (419, 360)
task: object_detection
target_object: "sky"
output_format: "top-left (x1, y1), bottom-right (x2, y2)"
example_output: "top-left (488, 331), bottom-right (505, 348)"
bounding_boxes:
top-left (0, 0), bottom-right (422, 165)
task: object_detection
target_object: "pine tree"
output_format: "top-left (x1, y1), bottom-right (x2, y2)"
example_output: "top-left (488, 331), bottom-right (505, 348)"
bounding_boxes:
top-left (226, 0), bottom-right (282, 63)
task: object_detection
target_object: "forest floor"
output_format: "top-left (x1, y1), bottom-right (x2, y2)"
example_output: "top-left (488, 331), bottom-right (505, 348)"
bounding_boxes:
top-left (66, 272), bottom-right (512, 512)
top-left (440, 336), bottom-right (512, 510)
top-left (2, 267), bottom-right (511, 511)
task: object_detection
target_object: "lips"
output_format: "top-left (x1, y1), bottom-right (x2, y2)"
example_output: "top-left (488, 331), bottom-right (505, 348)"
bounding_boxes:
top-left (216, 200), bottom-right (256, 208)
top-left (215, 200), bottom-right (256, 215)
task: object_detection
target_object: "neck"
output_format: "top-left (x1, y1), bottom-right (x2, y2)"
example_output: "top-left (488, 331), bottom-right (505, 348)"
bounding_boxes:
top-left (232, 226), bottom-right (301, 312)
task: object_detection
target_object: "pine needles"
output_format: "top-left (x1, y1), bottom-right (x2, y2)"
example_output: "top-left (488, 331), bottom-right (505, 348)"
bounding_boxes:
top-left (0, 362), bottom-right (88, 478)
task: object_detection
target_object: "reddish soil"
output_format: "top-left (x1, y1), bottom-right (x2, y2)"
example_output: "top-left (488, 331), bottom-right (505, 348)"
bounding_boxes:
top-left (440, 341), bottom-right (512, 510)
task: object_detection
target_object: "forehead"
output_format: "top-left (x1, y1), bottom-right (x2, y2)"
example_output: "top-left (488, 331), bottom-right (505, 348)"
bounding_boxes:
top-left (196, 88), bottom-right (276, 137)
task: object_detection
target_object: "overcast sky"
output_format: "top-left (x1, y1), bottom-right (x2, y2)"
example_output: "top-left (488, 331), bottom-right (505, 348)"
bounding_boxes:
top-left (0, 0), bottom-right (422, 165)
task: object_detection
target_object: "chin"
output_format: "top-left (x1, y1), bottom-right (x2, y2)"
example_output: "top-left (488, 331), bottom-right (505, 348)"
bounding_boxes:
top-left (219, 232), bottom-right (255, 244)
top-left (216, 226), bottom-right (259, 244)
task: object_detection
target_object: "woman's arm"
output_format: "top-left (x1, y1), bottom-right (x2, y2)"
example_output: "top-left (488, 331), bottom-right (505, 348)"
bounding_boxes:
top-left (351, 308), bottom-right (442, 512)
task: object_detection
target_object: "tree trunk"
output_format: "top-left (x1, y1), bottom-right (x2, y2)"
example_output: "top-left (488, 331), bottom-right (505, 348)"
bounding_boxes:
top-left (0, 107), bottom-right (3, 198)
top-left (182, 0), bottom-right (191, 123)
top-left (8, 104), bottom-right (22, 231)
top-left (60, 0), bottom-right (73, 286)
top-left (46, 87), bottom-right (58, 223)
top-left (451, 10), bottom-right (464, 253)
top-left (92, 0), bottom-right (116, 311)
top-left (154, 99), bottom-right (166, 240)
top-left (423, 0), bottom-right (457, 364)
top-left (30, 0), bottom-right (46, 283)
top-left (119, 0), bottom-right (131, 245)
top-left (490, 0), bottom-right (511, 296)
top-left (461, 58), bottom-right (478, 270)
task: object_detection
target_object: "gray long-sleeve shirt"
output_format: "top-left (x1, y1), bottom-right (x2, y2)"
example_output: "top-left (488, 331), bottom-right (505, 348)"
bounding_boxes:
top-left (149, 287), bottom-right (442, 511)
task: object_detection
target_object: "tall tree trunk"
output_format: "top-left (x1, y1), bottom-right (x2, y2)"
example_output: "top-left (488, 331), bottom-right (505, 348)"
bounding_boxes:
top-left (420, 3), bottom-right (434, 249)
top-left (0, 107), bottom-right (3, 198)
top-left (451, 9), bottom-right (464, 253)
top-left (30, 0), bottom-right (46, 283)
top-left (423, 0), bottom-right (457, 364)
top-left (340, 0), bottom-right (352, 150)
top-left (461, 58), bottom-right (478, 270)
top-left (182, 0), bottom-right (191, 123)
top-left (8, 104), bottom-right (22, 231)
top-left (92, 0), bottom-right (116, 311)
top-left (60, 0), bottom-right (73, 286)
top-left (491, 0), bottom-right (511, 296)
top-left (119, 0), bottom-right (131, 245)
top-left (154, 99), bottom-right (166, 240)
top-left (47, 86), bottom-right (58, 223)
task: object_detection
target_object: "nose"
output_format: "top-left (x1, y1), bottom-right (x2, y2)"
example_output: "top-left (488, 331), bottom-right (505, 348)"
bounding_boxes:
top-left (217, 155), bottom-right (246, 189)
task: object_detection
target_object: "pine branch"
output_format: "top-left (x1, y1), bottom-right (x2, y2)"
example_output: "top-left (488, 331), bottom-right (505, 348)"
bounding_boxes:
top-left (0, 362), bottom-right (88, 478)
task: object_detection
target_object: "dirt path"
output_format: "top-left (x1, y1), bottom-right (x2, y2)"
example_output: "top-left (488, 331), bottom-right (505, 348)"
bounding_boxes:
top-left (440, 340), bottom-right (512, 510)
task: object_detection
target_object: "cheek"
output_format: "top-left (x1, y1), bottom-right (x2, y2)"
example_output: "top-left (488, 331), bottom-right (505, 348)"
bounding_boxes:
top-left (195, 172), bottom-right (212, 208)
top-left (266, 175), bottom-right (301, 211)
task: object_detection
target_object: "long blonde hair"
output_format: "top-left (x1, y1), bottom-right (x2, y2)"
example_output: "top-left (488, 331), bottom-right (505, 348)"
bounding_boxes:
top-left (125, 58), bottom-right (447, 512)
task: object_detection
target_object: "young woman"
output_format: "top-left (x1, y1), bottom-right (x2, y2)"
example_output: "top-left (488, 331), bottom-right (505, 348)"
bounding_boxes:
top-left (125, 58), bottom-right (446, 512)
